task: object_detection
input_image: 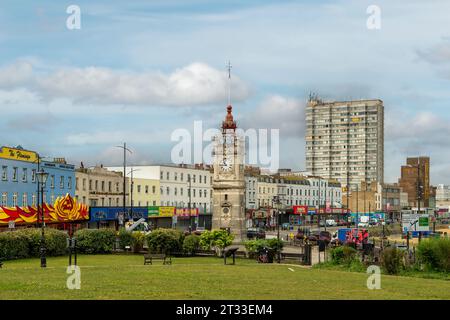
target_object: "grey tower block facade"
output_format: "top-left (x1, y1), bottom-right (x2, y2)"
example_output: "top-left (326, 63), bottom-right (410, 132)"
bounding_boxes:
top-left (212, 105), bottom-right (246, 243)
top-left (305, 97), bottom-right (384, 188)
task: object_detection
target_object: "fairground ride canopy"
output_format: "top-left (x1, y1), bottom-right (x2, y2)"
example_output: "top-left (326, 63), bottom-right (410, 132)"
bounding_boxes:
top-left (0, 194), bottom-right (89, 226)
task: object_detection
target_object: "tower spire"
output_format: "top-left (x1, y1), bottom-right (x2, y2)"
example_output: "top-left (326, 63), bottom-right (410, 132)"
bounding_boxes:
top-left (227, 60), bottom-right (232, 106)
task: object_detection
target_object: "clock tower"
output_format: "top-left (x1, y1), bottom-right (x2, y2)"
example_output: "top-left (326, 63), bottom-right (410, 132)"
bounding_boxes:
top-left (212, 104), bottom-right (246, 242)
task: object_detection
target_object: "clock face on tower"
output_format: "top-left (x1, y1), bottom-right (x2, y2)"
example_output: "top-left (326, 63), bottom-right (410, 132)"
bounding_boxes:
top-left (220, 157), bottom-right (232, 172)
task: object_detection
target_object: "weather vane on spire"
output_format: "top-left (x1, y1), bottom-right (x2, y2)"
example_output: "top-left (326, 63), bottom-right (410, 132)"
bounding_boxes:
top-left (226, 60), bottom-right (232, 106)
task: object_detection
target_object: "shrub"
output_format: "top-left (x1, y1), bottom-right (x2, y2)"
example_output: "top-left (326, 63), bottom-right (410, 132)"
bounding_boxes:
top-left (330, 246), bottom-right (357, 265)
top-left (382, 247), bottom-right (405, 275)
top-left (0, 230), bottom-right (29, 260)
top-left (146, 228), bottom-right (184, 254)
top-left (0, 228), bottom-right (68, 260)
top-left (183, 235), bottom-right (200, 255)
top-left (417, 238), bottom-right (450, 272)
top-left (266, 238), bottom-right (284, 252)
top-left (75, 228), bottom-right (116, 254)
top-left (118, 228), bottom-right (133, 250)
top-left (244, 238), bottom-right (284, 254)
top-left (244, 239), bottom-right (267, 254)
top-left (131, 232), bottom-right (146, 253)
top-left (199, 230), bottom-right (234, 252)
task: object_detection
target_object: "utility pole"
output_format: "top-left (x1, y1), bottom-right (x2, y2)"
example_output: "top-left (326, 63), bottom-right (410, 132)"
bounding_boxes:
top-left (318, 178), bottom-right (321, 229)
top-left (356, 184), bottom-right (359, 231)
top-left (417, 161), bottom-right (421, 214)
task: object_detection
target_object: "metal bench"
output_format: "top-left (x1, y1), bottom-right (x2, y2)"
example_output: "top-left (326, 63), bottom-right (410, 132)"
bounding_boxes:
top-left (144, 253), bottom-right (172, 265)
top-left (223, 247), bottom-right (239, 265)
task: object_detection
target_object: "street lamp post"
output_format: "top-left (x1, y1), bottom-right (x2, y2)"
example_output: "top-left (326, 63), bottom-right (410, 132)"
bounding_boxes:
top-left (272, 195), bottom-right (281, 263)
top-left (116, 143), bottom-right (132, 228)
top-left (127, 168), bottom-right (140, 223)
top-left (36, 170), bottom-right (49, 268)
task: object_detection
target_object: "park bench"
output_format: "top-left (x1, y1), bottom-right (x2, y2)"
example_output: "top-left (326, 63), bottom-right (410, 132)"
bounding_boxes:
top-left (144, 253), bottom-right (172, 265)
top-left (223, 247), bottom-right (239, 265)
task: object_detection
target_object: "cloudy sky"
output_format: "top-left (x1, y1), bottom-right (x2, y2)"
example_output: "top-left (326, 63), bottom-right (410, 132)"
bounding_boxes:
top-left (1, 0), bottom-right (450, 184)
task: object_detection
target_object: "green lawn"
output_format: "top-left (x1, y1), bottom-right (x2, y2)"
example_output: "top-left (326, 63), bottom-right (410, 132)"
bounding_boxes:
top-left (1, 254), bottom-right (449, 300)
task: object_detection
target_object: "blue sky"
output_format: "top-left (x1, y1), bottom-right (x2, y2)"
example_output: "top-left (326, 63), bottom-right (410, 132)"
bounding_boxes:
top-left (1, 0), bottom-right (450, 184)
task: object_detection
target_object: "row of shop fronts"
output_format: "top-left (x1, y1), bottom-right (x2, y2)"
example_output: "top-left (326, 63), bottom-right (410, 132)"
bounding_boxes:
top-left (89, 206), bottom-right (212, 231)
top-left (246, 205), bottom-right (393, 228)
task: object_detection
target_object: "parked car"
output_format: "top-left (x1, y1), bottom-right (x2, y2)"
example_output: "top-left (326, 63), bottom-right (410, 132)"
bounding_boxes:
top-left (358, 222), bottom-right (369, 228)
top-left (326, 219), bottom-right (337, 227)
top-left (308, 231), bottom-right (331, 243)
top-left (247, 227), bottom-right (266, 239)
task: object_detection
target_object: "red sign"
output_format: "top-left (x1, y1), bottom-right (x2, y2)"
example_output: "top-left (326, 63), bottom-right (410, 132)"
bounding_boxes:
top-left (326, 201), bottom-right (331, 213)
top-left (175, 208), bottom-right (199, 217)
top-left (293, 206), bottom-right (308, 215)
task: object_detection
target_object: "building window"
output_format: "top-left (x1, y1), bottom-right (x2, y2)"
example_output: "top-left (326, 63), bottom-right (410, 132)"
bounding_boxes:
top-left (12, 167), bottom-right (18, 182)
top-left (76, 178), bottom-right (79, 190)
top-left (199, 175), bottom-right (202, 183)
top-left (116, 182), bottom-right (119, 192)
top-left (32, 194), bottom-right (37, 206)
top-left (68, 177), bottom-right (72, 190)
top-left (152, 186), bottom-right (156, 194)
top-left (225, 194), bottom-right (228, 201)
top-left (2, 166), bottom-right (7, 181)
top-left (181, 188), bottom-right (184, 196)
top-left (166, 187), bottom-right (170, 195)
top-left (50, 175), bottom-right (55, 188)
top-left (22, 168), bottom-right (27, 182)
top-left (108, 181), bottom-right (112, 192)
top-left (174, 172), bottom-right (178, 181)
top-left (174, 188), bottom-right (177, 196)
top-left (193, 175), bottom-right (196, 183)
top-left (60, 176), bottom-right (64, 189)
top-left (1, 192), bottom-right (7, 206)
top-left (83, 179), bottom-right (86, 191)
top-left (153, 200), bottom-right (156, 206)
top-left (31, 169), bottom-right (36, 183)
top-left (181, 173), bottom-right (184, 181)
top-left (145, 185), bottom-right (149, 194)
top-left (12, 193), bottom-right (18, 206)
top-left (137, 185), bottom-right (141, 193)
top-left (101, 181), bottom-right (105, 191)
top-left (166, 172), bottom-right (170, 180)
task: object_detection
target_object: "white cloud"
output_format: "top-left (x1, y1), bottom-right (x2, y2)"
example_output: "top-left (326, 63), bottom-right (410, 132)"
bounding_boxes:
top-left (0, 61), bottom-right (250, 107)
top-left (241, 95), bottom-right (305, 136)
top-left (0, 61), bottom-right (33, 88)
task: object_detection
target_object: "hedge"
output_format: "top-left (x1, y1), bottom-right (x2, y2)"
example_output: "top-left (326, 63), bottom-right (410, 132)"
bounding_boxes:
top-left (0, 228), bottom-right (68, 261)
top-left (146, 228), bottom-right (184, 254)
top-left (417, 237), bottom-right (450, 272)
top-left (183, 235), bottom-right (200, 255)
top-left (74, 228), bottom-right (116, 254)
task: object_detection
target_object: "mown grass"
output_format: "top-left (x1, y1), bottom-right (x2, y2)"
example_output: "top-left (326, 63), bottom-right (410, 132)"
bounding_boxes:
top-left (1, 254), bottom-right (450, 300)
